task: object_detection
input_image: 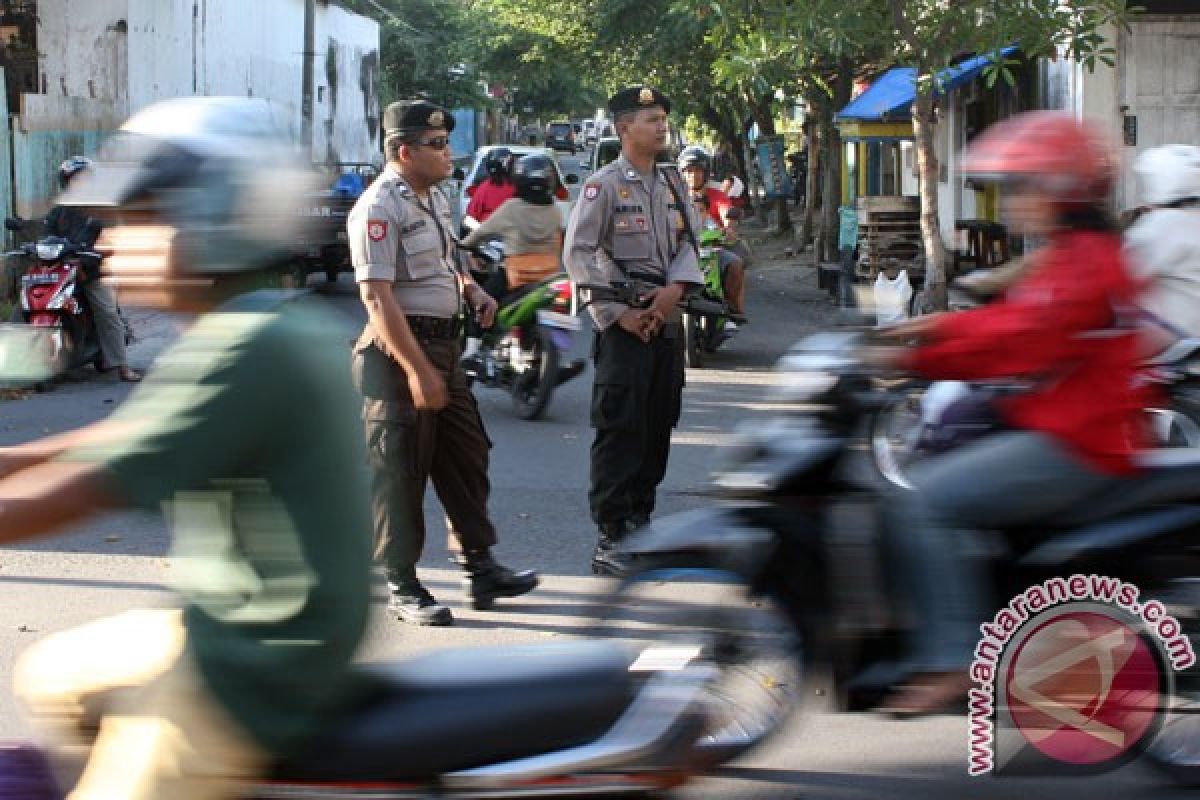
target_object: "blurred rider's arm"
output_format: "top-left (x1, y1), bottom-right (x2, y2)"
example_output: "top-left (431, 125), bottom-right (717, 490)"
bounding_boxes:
top-left (0, 460), bottom-right (114, 545)
top-left (899, 235), bottom-right (1129, 381)
top-left (0, 419), bottom-right (133, 480)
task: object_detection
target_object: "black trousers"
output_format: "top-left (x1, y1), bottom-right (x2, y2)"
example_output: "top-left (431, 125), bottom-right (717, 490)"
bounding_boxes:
top-left (352, 339), bottom-right (497, 583)
top-left (588, 323), bottom-right (685, 527)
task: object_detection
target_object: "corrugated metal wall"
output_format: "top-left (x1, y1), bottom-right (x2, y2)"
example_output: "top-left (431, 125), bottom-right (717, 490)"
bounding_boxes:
top-left (0, 70), bottom-right (14, 229)
top-left (12, 129), bottom-right (108, 219)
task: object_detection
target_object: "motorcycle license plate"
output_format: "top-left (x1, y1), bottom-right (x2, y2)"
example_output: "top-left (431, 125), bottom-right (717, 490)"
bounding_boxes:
top-left (537, 310), bottom-right (581, 331)
top-left (21, 273), bottom-right (58, 285)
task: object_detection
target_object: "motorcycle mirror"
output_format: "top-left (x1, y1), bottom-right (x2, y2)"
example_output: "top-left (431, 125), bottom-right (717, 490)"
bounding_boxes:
top-left (0, 325), bottom-right (55, 386)
top-left (4, 217), bottom-right (23, 232)
top-left (452, 167), bottom-right (466, 182)
top-left (82, 218), bottom-right (103, 247)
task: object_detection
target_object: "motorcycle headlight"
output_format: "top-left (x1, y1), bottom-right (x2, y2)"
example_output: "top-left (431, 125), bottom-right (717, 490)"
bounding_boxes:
top-left (36, 242), bottom-right (65, 261)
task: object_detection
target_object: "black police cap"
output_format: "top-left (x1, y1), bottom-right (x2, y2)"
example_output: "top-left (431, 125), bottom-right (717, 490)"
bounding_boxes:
top-left (383, 99), bottom-right (456, 138)
top-left (608, 86), bottom-right (670, 116)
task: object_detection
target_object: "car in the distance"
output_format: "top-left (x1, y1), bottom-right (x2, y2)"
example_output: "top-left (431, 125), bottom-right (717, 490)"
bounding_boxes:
top-left (590, 137), bottom-right (621, 174)
top-left (455, 144), bottom-right (579, 229)
top-left (545, 121), bottom-right (577, 153)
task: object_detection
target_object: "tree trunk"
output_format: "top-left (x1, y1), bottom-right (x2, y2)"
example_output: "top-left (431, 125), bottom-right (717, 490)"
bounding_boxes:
top-left (912, 90), bottom-right (948, 312)
top-left (748, 95), bottom-right (792, 236)
top-left (739, 112), bottom-right (762, 224)
top-left (818, 108), bottom-right (840, 263)
top-left (817, 62), bottom-right (853, 263)
top-left (800, 111), bottom-right (820, 246)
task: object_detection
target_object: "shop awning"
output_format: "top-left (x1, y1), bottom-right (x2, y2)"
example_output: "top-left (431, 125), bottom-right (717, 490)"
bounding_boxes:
top-left (836, 46), bottom-right (1019, 122)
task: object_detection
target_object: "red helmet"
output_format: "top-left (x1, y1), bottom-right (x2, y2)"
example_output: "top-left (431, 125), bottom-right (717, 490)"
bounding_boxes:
top-left (962, 111), bottom-right (1115, 202)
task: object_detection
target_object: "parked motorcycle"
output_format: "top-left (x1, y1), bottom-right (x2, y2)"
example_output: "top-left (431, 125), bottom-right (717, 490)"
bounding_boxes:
top-left (3, 217), bottom-right (127, 380)
top-left (460, 241), bottom-right (586, 420)
top-left (604, 330), bottom-right (1200, 784)
top-left (681, 224), bottom-right (744, 369)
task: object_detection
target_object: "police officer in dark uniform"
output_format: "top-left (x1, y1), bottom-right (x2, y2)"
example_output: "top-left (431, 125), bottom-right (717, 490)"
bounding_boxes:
top-left (348, 100), bottom-right (538, 625)
top-left (563, 86), bottom-right (705, 575)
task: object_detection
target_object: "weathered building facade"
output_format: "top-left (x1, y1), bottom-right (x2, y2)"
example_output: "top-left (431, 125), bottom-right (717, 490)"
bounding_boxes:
top-left (1045, 1), bottom-right (1200, 210)
top-left (0, 0), bottom-right (380, 216)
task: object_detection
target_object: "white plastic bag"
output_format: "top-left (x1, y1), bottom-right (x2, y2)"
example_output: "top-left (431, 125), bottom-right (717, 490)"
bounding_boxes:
top-left (873, 268), bottom-right (913, 326)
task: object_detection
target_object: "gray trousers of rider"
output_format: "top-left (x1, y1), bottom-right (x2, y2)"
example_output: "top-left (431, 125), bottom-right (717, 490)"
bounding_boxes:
top-left (82, 280), bottom-right (129, 369)
top-left (882, 431), bottom-right (1125, 672)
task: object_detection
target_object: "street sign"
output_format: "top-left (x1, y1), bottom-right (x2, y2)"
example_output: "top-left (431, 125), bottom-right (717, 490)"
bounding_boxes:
top-left (755, 135), bottom-right (792, 200)
top-left (838, 206), bottom-right (859, 251)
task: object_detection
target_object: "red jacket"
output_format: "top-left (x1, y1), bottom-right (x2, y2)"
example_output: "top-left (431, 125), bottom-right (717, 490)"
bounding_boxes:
top-left (466, 179), bottom-right (516, 223)
top-left (903, 230), bottom-right (1153, 475)
top-left (702, 186), bottom-right (734, 227)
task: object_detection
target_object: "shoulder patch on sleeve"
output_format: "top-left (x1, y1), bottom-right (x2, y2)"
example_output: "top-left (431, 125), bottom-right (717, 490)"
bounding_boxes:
top-left (367, 220), bottom-right (388, 241)
top-left (584, 184), bottom-right (601, 201)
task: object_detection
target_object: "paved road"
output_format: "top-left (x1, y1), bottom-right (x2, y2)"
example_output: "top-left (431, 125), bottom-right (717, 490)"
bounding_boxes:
top-left (0, 253), bottom-right (1188, 797)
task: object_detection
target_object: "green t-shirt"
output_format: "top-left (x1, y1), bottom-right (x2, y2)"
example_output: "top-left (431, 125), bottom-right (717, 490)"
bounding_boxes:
top-left (62, 291), bottom-right (373, 756)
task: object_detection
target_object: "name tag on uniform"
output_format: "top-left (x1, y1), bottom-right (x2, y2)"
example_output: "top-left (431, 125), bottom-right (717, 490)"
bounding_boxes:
top-left (614, 204), bottom-right (644, 213)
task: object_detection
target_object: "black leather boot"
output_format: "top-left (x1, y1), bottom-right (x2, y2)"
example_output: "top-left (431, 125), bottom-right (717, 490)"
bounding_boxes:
top-left (386, 570), bottom-right (453, 626)
top-left (592, 521), bottom-right (633, 577)
top-left (455, 550), bottom-right (539, 610)
top-left (627, 512), bottom-right (651, 531)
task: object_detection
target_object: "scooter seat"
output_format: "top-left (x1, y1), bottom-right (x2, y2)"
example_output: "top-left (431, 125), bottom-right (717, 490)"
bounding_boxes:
top-left (270, 641), bottom-right (637, 782)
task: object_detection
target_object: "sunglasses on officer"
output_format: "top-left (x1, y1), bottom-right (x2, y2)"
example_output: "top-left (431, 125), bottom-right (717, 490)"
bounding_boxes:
top-left (408, 135), bottom-right (450, 151)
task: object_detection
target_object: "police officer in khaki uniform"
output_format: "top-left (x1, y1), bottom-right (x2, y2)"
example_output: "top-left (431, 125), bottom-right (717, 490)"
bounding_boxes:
top-left (563, 86), bottom-right (705, 575)
top-left (348, 100), bottom-right (538, 625)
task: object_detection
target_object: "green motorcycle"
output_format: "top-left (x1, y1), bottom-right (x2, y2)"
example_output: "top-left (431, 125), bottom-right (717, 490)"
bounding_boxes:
top-left (682, 224), bottom-right (741, 369)
top-left (461, 242), bottom-right (586, 420)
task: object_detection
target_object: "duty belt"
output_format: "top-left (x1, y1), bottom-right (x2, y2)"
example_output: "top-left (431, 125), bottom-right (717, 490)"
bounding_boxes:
top-left (407, 315), bottom-right (462, 340)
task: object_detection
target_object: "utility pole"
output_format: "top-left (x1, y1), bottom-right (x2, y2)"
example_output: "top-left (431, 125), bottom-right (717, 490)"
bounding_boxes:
top-left (301, 0), bottom-right (316, 161)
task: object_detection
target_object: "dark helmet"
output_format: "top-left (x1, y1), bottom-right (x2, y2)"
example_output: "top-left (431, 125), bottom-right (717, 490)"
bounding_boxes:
top-left (485, 147), bottom-right (512, 179)
top-left (58, 156), bottom-right (92, 188)
top-left (512, 154), bottom-right (555, 205)
top-left (677, 145), bottom-right (711, 176)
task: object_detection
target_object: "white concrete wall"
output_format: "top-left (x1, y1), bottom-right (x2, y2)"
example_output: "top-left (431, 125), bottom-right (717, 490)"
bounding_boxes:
top-left (31, 0), bottom-right (379, 162)
top-left (34, 0), bottom-right (129, 113)
top-left (314, 3), bottom-right (382, 164)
